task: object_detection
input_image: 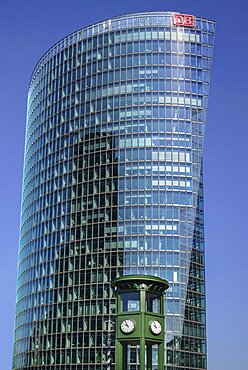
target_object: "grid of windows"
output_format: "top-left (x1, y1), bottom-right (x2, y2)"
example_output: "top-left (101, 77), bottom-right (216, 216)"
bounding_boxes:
top-left (13, 12), bottom-right (215, 370)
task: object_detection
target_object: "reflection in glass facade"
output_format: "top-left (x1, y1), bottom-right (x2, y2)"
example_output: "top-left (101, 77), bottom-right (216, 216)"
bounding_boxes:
top-left (13, 12), bottom-right (215, 370)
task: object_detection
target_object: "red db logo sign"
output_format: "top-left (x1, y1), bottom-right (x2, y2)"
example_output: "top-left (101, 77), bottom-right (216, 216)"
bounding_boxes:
top-left (172, 14), bottom-right (195, 27)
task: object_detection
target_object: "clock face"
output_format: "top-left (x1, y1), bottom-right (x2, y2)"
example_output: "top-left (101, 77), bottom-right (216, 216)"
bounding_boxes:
top-left (120, 319), bottom-right (135, 334)
top-left (150, 320), bottom-right (162, 335)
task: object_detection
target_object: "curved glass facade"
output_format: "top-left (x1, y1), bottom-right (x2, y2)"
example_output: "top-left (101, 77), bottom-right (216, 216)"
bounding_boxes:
top-left (13, 11), bottom-right (215, 370)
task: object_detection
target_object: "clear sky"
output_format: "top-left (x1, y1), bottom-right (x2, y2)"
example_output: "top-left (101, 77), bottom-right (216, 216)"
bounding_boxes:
top-left (0, 1), bottom-right (247, 369)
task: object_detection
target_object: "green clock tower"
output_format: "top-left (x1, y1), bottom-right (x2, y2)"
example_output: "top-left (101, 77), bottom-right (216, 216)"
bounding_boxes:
top-left (111, 275), bottom-right (169, 370)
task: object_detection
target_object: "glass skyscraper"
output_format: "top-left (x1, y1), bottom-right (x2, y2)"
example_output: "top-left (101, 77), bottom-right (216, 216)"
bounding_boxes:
top-left (13, 11), bottom-right (215, 370)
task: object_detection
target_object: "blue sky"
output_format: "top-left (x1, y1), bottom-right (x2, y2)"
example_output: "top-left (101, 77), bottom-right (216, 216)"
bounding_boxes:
top-left (0, 1), bottom-right (247, 369)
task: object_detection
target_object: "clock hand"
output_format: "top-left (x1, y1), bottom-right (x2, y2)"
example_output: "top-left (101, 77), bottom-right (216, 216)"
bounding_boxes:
top-left (124, 321), bottom-right (129, 327)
